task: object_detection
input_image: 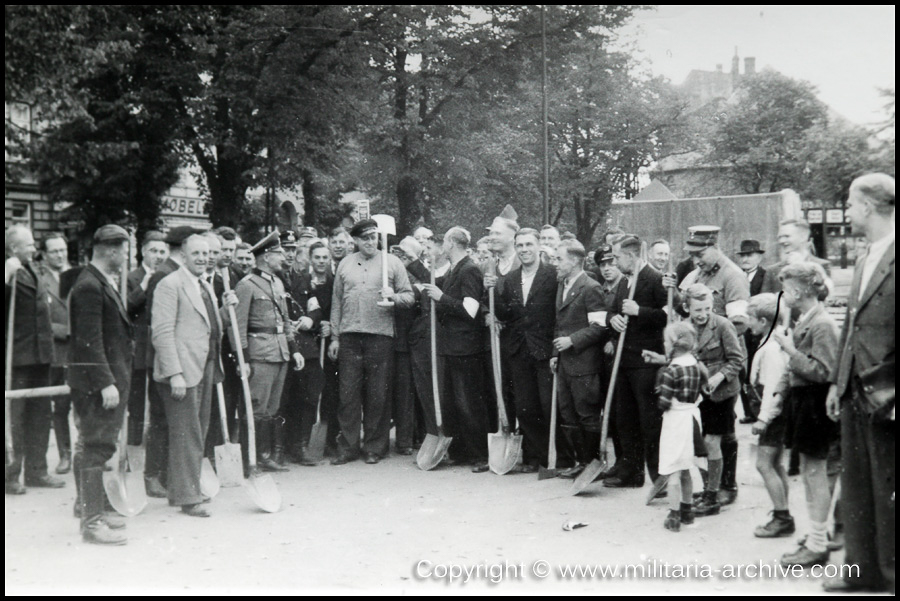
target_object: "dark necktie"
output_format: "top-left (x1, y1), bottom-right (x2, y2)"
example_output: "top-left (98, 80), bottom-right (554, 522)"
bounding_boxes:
top-left (199, 282), bottom-right (221, 366)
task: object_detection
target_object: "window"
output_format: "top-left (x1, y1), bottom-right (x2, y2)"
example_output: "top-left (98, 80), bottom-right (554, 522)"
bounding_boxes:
top-left (9, 202), bottom-right (31, 228)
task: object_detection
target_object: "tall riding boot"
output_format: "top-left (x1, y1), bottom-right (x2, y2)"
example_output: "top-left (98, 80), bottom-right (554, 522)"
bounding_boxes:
top-left (719, 434), bottom-right (738, 505)
top-left (583, 430), bottom-right (602, 463)
top-left (272, 416), bottom-right (287, 467)
top-left (558, 427), bottom-right (586, 479)
top-left (257, 418), bottom-right (288, 472)
top-left (80, 467), bottom-right (126, 545)
top-left (238, 417), bottom-right (251, 477)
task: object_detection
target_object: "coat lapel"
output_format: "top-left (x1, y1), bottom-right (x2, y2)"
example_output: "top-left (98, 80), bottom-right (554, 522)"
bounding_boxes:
top-left (526, 262), bottom-right (553, 306)
top-left (559, 272), bottom-right (585, 310)
top-left (697, 315), bottom-right (717, 350)
top-left (792, 303), bottom-right (823, 345)
top-left (857, 241), bottom-right (894, 311)
top-left (87, 265), bottom-right (130, 325)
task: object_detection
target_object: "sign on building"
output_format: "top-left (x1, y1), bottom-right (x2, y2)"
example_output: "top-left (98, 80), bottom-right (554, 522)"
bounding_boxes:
top-left (807, 209), bottom-right (823, 224)
top-left (825, 209), bottom-right (845, 224)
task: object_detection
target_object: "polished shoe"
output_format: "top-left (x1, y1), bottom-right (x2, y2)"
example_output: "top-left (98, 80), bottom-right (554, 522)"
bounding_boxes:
top-left (330, 453), bottom-right (359, 466)
top-left (6, 481), bottom-right (26, 495)
top-left (739, 416), bottom-right (756, 424)
top-left (145, 476), bottom-right (168, 498)
top-left (396, 447), bottom-right (414, 456)
top-left (603, 475), bottom-right (644, 488)
top-left (557, 463), bottom-right (585, 480)
top-left (693, 490), bottom-right (721, 517)
top-left (364, 453), bottom-right (380, 465)
top-left (754, 514), bottom-right (795, 538)
top-left (781, 545), bottom-right (829, 568)
top-left (24, 474), bottom-right (65, 488)
top-left (181, 504), bottom-right (211, 518)
top-left (664, 510), bottom-right (681, 532)
top-left (55, 453), bottom-right (72, 475)
top-left (471, 463), bottom-right (490, 474)
top-left (717, 487), bottom-right (738, 506)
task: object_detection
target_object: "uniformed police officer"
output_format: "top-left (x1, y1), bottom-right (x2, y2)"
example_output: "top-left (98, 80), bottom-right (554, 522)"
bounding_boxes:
top-left (232, 232), bottom-right (304, 473)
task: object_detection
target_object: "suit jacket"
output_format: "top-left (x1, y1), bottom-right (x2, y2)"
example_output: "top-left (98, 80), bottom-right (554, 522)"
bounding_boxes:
top-left (749, 266), bottom-right (766, 296)
top-left (695, 313), bottom-right (745, 401)
top-left (554, 271), bottom-right (605, 377)
top-left (395, 260), bottom-right (429, 352)
top-left (144, 257), bottom-right (180, 365)
top-left (831, 241), bottom-right (895, 411)
top-left (67, 264), bottom-right (134, 395)
top-left (151, 267), bottom-right (225, 388)
top-left (606, 264), bottom-right (668, 370)
top-left (5, 262), bottom-right (54, 367)
top-left (436, 255), bottom-right (485, 356)
top-left (37, 265), bottom-right (69, 367)
top-left (287, 269), bottom-right (334, 359)
top-left (494, 261), bottom-right (557, 361)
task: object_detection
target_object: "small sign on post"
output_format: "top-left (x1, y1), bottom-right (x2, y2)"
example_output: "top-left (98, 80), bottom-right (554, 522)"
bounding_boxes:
top-left (807, 209), bottom-right (824, 224)
top-left (825, 209), bottom-right (844, 224)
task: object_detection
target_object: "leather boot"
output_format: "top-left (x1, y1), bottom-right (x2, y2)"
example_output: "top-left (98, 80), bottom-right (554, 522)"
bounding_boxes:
top-left (558, 427), bottom-right (585, 479)
top-left (81, 467), bottom-right (126, 545)
top-left (239, 417), bottom-right (250, 477)
top-left (295, 445), bottom-right (319, 467)
top-left (583, 430), bottom-right (602, 463)
top-left (54, 409), bottom-right (72, 474)
top-left (72, 452), bottom-right (82, 517)
top-left (272, 416), bottom-right (287, 467)
top-left (257, 418), bottom-right (287, 473)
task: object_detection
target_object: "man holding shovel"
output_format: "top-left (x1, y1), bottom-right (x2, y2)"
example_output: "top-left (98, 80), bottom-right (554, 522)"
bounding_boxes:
top-left (549, 239), bottom-right (606, 480)
top-left (329, 219), bottom-right (413, 465)
top-left (68, 225), bottom-right (134, 544)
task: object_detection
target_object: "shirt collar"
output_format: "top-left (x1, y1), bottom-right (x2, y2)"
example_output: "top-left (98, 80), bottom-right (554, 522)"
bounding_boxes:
top-left (670, 353), bottom-right (698, 367)
top-left (868, 230), bottom-right (895, 257)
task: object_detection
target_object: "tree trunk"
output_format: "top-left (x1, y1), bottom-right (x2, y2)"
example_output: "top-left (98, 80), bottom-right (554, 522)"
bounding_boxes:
top-left (396, 174), bottom-right (420, 237)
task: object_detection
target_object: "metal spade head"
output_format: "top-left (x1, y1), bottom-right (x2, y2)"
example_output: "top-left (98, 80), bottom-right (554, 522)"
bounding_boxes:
top-left (416, 432), bottom-right (453, 471)
top-left (214, 442), bottom-right (244, 488)
top-left (371, 214), bottom-right (396, 237)
top-left (245, 472), bottom-right (282, 513)
top-left (488, 431), bottom-right (522, 475)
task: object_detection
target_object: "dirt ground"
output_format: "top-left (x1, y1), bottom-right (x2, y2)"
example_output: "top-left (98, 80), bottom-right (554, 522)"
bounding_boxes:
top-left (6, 269), bottom-right (867, 595)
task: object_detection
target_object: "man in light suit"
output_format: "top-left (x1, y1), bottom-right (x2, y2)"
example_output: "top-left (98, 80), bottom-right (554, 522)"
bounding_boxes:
top-left (151, 234), bottom-right (237, 517)
top-left (824, 173), bottom-right (895, 594)
top-left (550, 239), bottom-right (606, 479)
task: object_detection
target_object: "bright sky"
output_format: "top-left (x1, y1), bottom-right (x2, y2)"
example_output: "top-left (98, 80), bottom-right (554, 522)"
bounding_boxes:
top-left (619, 5), bottom-right (895, 127)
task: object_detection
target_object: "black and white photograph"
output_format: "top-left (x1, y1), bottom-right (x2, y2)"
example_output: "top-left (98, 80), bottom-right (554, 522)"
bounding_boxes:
top-left (5, 5), bottom-right (894, 595)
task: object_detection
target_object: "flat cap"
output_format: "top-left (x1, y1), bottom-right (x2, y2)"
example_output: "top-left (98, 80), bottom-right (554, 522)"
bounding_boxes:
top-left (391, 236), bottom-right (424, 260)
top-left (349, 219), bottom-right (378, 238)
top-left (251, 230), bottom-right (283, 256)
top-left (165, 225), bottom-right (203, 246)
top-left (141, 230), bottom-right (166, 246)
top-left (684, 225), bottom-right (720, 249)
top-left (93, 224), bottom-right (129, 245)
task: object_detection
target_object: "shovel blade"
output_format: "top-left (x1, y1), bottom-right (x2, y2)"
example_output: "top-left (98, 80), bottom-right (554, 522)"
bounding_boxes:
top-left (416, 433), bottom-right (452, 471)
top-left (571, 459), bottom-right (606, 496)
top-left (306, 422), bottom-right (328, 463)
top-left (245, 473), bottom-right (281, 513)
top-left (200, 457), bottom-right (220, 499)
top-left (488, 431), bottom-right (522, 475)
top-left (103, 471), bottom-right (148, 517)
top-left (537, 467), bottom-right (559, 481)
top-left (215, 443), bottom-right (244, 488)
top-left (126, 444), bottom-right (145, 474)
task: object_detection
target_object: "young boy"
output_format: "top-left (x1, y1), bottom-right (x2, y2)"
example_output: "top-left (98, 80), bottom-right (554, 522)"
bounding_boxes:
top-left (656, 322), bottom-right (708, 532)
top-left (746, 293), bottom-right (794, 537)
top-left (683, 284), bottom-right (746, 517)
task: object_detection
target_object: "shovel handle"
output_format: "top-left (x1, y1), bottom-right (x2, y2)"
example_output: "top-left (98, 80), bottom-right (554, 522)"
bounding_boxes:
top-left (429, 263), bottom-right (444, 430)
top-left (488, 288), bottom-right (510, 431)
top-left (223, 276), bottom-right (257, 468)
top-left (216, 383), bottom-right (231, 443)
top-left (598, 263), bottom-right (641, 462)
top-left (315, 336), bottom-right (326, 422)
top-left (548, 373), bottom-right (558, 470)
top-left (6, 271), bottom-right (18, 464)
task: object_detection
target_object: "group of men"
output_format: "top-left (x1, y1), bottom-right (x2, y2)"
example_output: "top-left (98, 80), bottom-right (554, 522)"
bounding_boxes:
top-left (5, 172), bottom-right (894, 593)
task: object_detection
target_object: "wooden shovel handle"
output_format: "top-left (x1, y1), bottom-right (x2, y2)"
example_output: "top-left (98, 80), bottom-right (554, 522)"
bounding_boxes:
top-left (222, 275), bottom-right (257, 467)
top-left (6, 271), bottom-right (18, 463)
top-left (488, 288), bottom-right (510, 431)
top-left (429, 264), bottom-right (443, 429)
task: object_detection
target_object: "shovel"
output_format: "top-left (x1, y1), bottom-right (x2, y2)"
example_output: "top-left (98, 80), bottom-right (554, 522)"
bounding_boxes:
top-left (213, 383), bottom-right (243, 487)
top-left (305, 337), bottom-right (328, 462)
top-left (224, 281), bottom-right (281, 513)
top-left (126, 373), bottom-right (150, 473)
top-left (372, 214), bottom-right (396, 308)
top-left (487, 284), bottom-right (522, 475)
top-left (538, 373), bottom-right (559, 480)
top-left (104, 393), bottom-right (148, 516)
top-left (417, 264), bottom-right (452, 471)
top-left (572, 261), bottom-right (640, 495)
top-left (105, 260), bottom-right (148, 516)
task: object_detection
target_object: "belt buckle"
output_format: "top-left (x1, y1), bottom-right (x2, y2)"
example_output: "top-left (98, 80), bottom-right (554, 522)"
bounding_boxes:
top-left (276, 324), bottom-right (284, 334)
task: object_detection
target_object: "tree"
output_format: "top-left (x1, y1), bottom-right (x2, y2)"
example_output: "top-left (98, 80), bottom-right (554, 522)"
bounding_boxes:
top-left (706, 71), bottom-right (828, 194)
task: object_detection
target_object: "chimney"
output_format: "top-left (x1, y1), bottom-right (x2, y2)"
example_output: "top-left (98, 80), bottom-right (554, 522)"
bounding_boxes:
top-left (744, 57), bottom-right (756, 76)
top-left (731, 47), bottom-right (740, 87)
